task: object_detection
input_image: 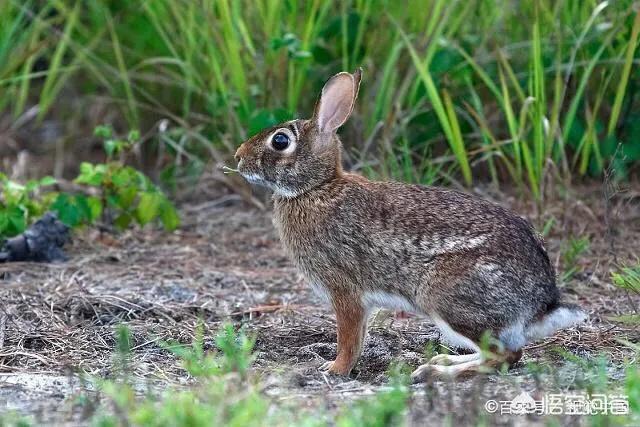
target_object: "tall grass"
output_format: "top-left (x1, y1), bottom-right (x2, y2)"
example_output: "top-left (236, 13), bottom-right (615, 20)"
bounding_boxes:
top-left (1, 0), bottom-right (639, 196)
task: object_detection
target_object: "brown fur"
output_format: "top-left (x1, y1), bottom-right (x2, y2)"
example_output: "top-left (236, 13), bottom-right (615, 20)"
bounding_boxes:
top-left (234, 69), bottom-right (584, 378)
top-left (330, 298), bottom-right (367, 375)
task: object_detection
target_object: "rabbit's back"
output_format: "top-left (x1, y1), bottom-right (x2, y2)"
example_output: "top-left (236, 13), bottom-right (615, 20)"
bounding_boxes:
top-left (274, 175), bottom-right (552, 281)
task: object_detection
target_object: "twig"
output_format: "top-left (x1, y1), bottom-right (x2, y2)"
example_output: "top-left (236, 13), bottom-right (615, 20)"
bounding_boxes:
top-left (0, 315), bottom-right (5, 349)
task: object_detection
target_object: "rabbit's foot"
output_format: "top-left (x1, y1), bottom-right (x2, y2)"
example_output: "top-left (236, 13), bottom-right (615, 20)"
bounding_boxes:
top-left (319, 360), bottom-right (334, 372)
top-left (427, 352), bottom-right (480, 366)
top-left (411, 352), bottom-right (483, 383)
top-left (319, 360), bottom-right (350, 376)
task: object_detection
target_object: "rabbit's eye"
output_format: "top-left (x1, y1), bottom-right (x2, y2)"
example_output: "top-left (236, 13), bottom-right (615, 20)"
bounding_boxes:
top-left (271, 132), bottom-right (290, 151)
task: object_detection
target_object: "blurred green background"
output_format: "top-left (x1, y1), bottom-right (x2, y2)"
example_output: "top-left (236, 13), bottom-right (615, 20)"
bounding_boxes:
top-left (1, 0), bottom-right (639, 198)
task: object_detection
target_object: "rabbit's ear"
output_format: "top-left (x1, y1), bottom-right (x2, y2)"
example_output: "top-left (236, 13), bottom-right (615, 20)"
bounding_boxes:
top-left (313, 68), bottom-right (362, 133)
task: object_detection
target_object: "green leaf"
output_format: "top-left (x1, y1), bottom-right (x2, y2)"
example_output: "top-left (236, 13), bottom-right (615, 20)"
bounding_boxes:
top-left (74, 195), bottom-right (103, 225)
top-left (7, 205), bottom-right (26, 235)
top-left (136, 192), bottom-right (162, 225)
top-left (114, 213), bottom-right (132, 230)
top-left (25, 180), bottom-right (38, 193)
top-left (86, 196), bottom-right (103, 222)
top-left (159, 200), bottom-right (180, 231)
top-left (611, 266), bottom-right (640, 293)
top-left (115, 187), bottom-right (138, 210)
top-left (104, 139), bottom-right (119, 158)
top-left (52, 193), bottom-right (83, 227)
top-left (94, 125), bottom-right (113, 139)
top-left (111, 167), bottom-right (135, 188)
top-left (75, 162), bottom-right (105, 186)
top-left (127, 130), bottom-right (140, 142)
top-left (0, 211), bottom-right (9, 235)
top-left (5, 180), bottom-right (25, 194)
top-left (39, 176), bottom-right (57, 186)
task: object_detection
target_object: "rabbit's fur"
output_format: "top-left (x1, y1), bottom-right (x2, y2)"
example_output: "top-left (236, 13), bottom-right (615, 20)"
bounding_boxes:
top-left (235, 69), bottom-right (585, 380)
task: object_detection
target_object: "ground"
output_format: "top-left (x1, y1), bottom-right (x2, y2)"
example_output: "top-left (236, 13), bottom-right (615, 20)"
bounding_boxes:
top-left (1, 182), bottom-right (639, 426)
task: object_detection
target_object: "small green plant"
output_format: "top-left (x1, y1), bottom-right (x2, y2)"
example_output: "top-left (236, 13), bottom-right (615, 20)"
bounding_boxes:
top-left (560, 236), bottom-right (590, 281)
top-left (611, 264), bottom-right (640, 295)
top-left (553, 349), bottom-right (610, 394)
top-left (212, 323), bottom-right (256, 376)
top-left (67, 160), bottom-right (178, 231)
top-left (1, 127), bottom-right (179, 237)
top-left (422, 340), bottom-right (439, 361)
top-left (0, 413), bottom-right (32, 427)
top-left (336, 364), bottom-right (408, 427)
top-left (91, 324), bottom-right (277, 426)
top-left (0, 174), bottom-right (57, 238)
top-left (609, 264), bottom-right (640, 325)
top-left (95, 125), bottom-right (140, 161)
top-left (163, 323), bottom-right (255, 379)
top-left (548, 350), bottom-right (639, 427)
top-left (52, 126), bottom-right (179, 231)
top-left (88, 324), bottom-right (410, 427)
top-left (626, 362), bottom-right (640, 421)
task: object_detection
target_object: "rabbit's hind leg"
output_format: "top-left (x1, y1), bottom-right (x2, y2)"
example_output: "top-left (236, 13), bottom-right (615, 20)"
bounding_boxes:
top-left (411, 353), bottom-right (484, 382)
top-left (411, 315), bottom-right (524, 382)
top-left (411, 314), bottom-right (484, 382)
top-left (412, 348), bottom-right (522, 382)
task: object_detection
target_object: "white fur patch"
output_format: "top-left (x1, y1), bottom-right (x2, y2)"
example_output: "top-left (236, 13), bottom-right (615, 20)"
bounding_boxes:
top-left (240, 172), bottom-right (301, 198)
top-left (475, 263), bottom-right (504, 280)
top-left (429, 313), bottom-right (481, 352)
top-left (240, 172), bottom-right (264, 184)
top-left (421, 234), bottom-right (488, 256)
top-left (441, 235), bottom-right (487, 252)
top-left (499, 307), bottom-right (587, 351)
top-left (498, 321), bottom-right (527, 351)
top-left (525, 307), bottom-right (587, 341)
top-left (271, 185), bottom-right (301, 198)
top-left (309, 281), bottom-right (331, 304)
top-left (362, 291), bottom-right (418, 313)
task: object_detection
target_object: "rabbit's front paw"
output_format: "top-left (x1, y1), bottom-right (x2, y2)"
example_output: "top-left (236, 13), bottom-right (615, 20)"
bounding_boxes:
top-left (319, 360), bottom-right (350, 376)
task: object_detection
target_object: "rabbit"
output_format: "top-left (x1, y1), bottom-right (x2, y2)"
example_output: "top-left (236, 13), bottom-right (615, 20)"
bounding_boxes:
top-left (233, 68), bottom-right (586, 381)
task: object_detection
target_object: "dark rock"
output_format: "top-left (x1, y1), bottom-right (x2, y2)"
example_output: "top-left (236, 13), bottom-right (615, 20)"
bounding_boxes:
top-left (0, 212), bottom-right (70, 262)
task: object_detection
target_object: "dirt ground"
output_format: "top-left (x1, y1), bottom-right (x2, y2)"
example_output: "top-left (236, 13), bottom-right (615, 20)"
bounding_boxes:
top-left (1, 181), bottom-right (639, 426)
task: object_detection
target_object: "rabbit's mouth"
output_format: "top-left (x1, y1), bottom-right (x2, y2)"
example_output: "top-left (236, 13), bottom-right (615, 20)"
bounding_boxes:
top-left (239, 170), bottom-right (273, 188)
top-left (241, 172), bottom-right (267, 185)
top-left (236, 160), bottom-right (301, 198)
top-left (236, 160), bottom-right (266, 184)
top-left (240, 171), bottom-right (301, 198)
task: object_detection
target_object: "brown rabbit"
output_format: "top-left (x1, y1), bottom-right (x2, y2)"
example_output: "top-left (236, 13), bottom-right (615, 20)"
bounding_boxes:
top-left (234, 69), bottom-right (585, 381)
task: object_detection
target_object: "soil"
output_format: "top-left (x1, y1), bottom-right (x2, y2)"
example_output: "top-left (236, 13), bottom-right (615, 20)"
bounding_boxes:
top-left (0, 182), bottom-right (639, 426)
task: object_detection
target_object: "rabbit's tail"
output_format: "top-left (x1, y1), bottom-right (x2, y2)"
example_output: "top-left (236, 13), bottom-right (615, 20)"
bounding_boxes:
top-left (524, 303), bottom-right (587, 341)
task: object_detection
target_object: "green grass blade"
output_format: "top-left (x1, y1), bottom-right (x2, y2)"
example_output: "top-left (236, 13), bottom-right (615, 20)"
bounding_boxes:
top-left (395, 21), bottom-right (472, 186)
top-left (607, 9), bottom-right (640, 137)
top-left (106, 10), bottom-right (139, 126)
top-left (443, 89), bottom-right (472, 186)
top-left (38, 1), bottom-right (79, 120)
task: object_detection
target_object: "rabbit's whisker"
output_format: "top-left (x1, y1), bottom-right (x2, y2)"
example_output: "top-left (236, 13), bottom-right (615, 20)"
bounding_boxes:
top-left (222, 165), bottom-right (240, 175)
